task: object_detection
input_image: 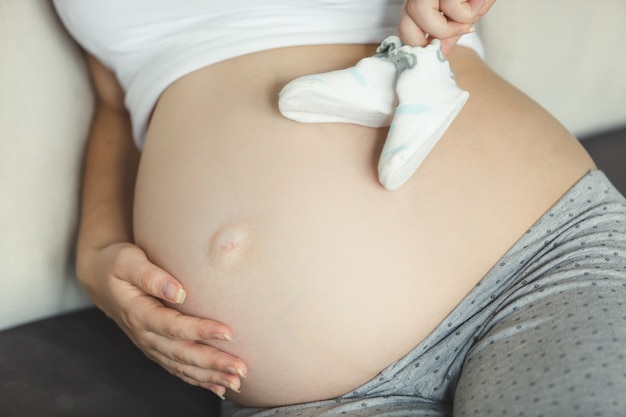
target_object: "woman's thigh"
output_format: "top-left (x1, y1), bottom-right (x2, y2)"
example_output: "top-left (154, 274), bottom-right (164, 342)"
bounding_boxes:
top-left (455, 283), bottom-right (626, 417)
top-left (454, 173), bottom-right (626, 417)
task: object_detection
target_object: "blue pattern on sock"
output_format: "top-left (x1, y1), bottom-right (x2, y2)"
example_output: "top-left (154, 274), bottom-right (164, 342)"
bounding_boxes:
top-left (347, 68), bottom-right (368, 87)
top-left (383, 145), bottom-right (408, 157)
top-left (395, 103), bottom-right (431, 114)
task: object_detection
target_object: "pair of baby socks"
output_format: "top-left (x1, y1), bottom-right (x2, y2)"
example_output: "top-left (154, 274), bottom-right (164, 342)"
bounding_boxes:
top-left (278, 36), bottom-right (469, 190)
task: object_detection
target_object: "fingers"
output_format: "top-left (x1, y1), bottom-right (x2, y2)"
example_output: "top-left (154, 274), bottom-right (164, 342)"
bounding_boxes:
top-left (440, 0), bottom-right (484, 24)
top-left (126, 300), bottom-right (247, 396)
top-left (152, 341), bottom-right (245, 384)
top-left (123, 296), bottom-right (248, 382)
top-left (150, 344), bottom-right (243, 398)
top-left (397, 12), bottom-right (429, 47)
top-left (399, 0), bottom-right (495, 48)
top-left (400, 0), bottom-right (472, 46)
top-left (143, 304), bottom-right (234, 344)
top-left (94, 243), bottom-right (247, 400)
top-left (112, 244), bottom-right (187, 304)
top-left (149, 327), bottom-right (247, 394)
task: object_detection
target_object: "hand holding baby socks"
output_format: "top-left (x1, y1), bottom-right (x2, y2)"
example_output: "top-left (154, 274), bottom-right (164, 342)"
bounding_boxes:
top-left (278, 36), bottom-right (469, 190)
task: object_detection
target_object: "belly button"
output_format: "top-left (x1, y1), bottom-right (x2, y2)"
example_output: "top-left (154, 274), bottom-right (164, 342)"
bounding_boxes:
top-left (207, 222), bottom-right (254, 266)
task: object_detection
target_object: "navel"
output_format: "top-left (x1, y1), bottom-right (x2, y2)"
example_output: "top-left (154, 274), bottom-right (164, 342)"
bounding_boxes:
top-left (207, 221), bottom-right (255, 268)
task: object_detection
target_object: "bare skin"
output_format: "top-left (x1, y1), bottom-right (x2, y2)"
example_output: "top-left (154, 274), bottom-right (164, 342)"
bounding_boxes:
top-left (127, 44), bottom-right (595, 407)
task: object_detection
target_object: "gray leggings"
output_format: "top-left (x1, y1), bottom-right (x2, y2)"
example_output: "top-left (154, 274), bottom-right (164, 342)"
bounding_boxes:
top-left (224, 170), bottom-right (626, 417)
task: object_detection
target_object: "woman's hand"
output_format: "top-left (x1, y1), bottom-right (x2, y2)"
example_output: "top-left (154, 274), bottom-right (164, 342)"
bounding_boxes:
top-left (399, 0), bottom-right (496, 54)
top-left (80, 242), bottom-right (247, 400)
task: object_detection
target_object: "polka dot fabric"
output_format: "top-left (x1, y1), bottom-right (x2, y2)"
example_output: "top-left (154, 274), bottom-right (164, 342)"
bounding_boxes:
top-left (224, 171), bottom-right (626, 417)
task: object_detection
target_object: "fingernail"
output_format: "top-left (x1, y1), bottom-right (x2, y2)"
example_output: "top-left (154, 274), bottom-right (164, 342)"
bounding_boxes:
top-left (229, 382), bottom-right (241, 393)
top-left (212, 333), bottom-right (232, 342)
top-left (175, 288), bottom-right (186, 304)
top-left (210, 387), bottom-right (226, 401)
top-left (467, 24), bottom-right (475, 33)
top-left (226, 367), bottom-right (247, 378)
top-left (162, 282), bottom-right (186, 304)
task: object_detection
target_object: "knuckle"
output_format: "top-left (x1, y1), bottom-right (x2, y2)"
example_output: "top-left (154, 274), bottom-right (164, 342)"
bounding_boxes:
top-left (195, 347), bottom-right (223, 370)
top-left (110, 245), bottom-right (142, 280)
top-left (173, 363), bottom-right (190, 379)
top-left (162, 314), bottom-right (186, 339)
top-left (164, 326), bottom-right (180, 340)
top-left (170, 342), bottom-right (194, 364)
top-left (109, 249), bottom-right (127, 275)
top-left (206, 356), bottom-right (226, 371)
top-left (172, 363), bottom-right (208, 387)
top-left (170, 351), bottom-right (186, 364)
top-left (138, 265), bottom-right (162, 295)
top-left (112, 244), bottom-right (139, 268)
top-left (175, 363), bottom-right (186, 376)
top-left (121, 308), bottom-right (143, 331)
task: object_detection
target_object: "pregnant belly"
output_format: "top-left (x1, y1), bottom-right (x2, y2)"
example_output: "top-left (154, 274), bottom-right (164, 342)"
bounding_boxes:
top-left (131, 55), bottom-right (471, 406)
top-left (132, 45), bottom-right (594, 407)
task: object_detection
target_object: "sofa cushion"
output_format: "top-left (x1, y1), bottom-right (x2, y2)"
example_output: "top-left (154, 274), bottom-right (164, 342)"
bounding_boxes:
top-left (581, 126), bottom-right (626, 195)
top-left (0, 308), bottom-right (221, 417)
top-left (0, 1), bottom-right (93, 330)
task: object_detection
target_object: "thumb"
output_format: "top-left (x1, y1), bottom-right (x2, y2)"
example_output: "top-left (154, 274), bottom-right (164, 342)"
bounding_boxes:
top-left (114, 245), bottom-right (187, 304)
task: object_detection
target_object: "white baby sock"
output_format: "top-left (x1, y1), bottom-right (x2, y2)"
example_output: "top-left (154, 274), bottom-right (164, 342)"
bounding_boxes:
top-left (378, 40), bottom-right (469, 190)
top-left (278, 36), bottom-right (402, 128)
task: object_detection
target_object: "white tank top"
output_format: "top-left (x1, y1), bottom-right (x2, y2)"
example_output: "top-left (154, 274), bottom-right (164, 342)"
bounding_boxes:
top-left (53, 1), bottom-right (481, 149)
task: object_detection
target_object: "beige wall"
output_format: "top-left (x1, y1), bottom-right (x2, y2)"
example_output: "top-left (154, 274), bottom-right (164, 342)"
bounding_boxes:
top-left (0, 1), bottom-right (93, 329)
top-left (480, 0), bottom-right (626, 136)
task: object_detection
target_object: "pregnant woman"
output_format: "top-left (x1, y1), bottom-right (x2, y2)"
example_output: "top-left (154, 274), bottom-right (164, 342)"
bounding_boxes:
top-left (53, 1), bottom-right (626, 416)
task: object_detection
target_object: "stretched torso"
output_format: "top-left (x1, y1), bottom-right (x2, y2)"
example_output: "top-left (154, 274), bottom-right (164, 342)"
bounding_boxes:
top-left (133, 45), bottom-right (595, 406)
